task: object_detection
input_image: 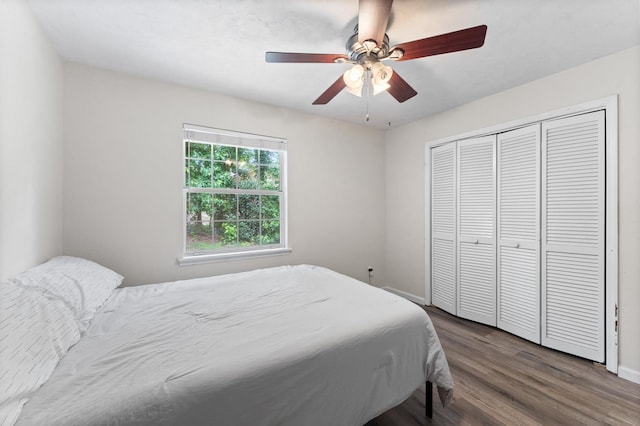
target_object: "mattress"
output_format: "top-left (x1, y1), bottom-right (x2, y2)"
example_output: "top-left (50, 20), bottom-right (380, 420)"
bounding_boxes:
top-left (17, 265), bottom-right (453, 426)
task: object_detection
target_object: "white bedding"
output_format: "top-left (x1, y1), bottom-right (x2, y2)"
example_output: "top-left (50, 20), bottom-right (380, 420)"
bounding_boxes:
top-left (17, 265), bottom-right (453, 426)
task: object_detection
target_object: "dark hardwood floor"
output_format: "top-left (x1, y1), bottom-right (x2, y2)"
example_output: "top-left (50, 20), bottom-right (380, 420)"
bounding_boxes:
top-left (368, 306), bottom-right (640, 426)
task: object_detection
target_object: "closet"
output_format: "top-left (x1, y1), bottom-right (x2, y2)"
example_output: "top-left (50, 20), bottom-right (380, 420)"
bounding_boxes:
top-left (429, 110), bottom-right (605, 362)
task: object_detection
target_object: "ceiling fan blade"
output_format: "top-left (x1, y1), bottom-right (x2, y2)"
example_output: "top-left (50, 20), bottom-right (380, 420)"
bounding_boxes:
top-left (391, 25), bottom-right (487, 61)
top-left (358, 0), bottom-right (393, 45)
top-left (265, 52), bottom-right (348, 63)
top-left (387, 71), bottom-right (417, 103)
top-left (312, 76), bottom-right (347, 105)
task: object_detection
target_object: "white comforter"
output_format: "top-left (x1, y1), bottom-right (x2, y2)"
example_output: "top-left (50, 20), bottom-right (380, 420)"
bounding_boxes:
top-left (17, 265), bottom-right (453, 426)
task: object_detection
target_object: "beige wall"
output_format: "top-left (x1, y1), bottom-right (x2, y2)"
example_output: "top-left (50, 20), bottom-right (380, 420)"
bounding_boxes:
top-left (62, 63), bottom-right (386, 287)
top-left (385, 46), bottom-right (640, 377)
top-left (0, 0), bottom-right (64, 281)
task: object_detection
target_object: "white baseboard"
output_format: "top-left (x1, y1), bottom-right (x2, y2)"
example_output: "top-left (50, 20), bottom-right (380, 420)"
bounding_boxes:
top-left (382, 287), bottom-right (425, 305)
top-left (618, 366), bottom-right (640, 384)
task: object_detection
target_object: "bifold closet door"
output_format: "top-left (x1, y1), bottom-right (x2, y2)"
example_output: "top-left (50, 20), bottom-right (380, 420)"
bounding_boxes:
top-left (457, 136), bottom-right (496, 326)
top-left (497, 125), bottom-right (541, 343)
top-left (542, 110), bottom-right (605, 363)
top-left (431, 143), bottom-right (457, 315)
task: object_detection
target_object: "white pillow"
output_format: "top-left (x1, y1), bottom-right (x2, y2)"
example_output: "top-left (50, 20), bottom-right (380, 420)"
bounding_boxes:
top-left (12, 256), bottom-right (124, 324)
top-left (11, 270), bottom-right (84, 319)
top-left (0, 281), bottom-right (81, 426)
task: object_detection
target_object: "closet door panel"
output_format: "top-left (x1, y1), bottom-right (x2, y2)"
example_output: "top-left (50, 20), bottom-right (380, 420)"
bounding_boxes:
top-left (459, 242), bottom-right (495, 321)
top-left (457, 136), bottom-right (496, 326)
top-left (545, 251), bottom-right (602, 357)
top-left (431, 143), bottom-right (456, 314)
top-left (497, 125), bottom-right (541, 343)
top-left (499, 246), bottom-right (539, 340)
top-left (542, 111), bottom-right (605, 362)
top-left (432, 239), bottom-right (456, 312)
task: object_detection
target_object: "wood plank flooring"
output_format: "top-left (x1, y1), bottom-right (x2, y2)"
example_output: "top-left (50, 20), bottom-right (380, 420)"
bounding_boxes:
top-left (368, 306), bottom-right (640, 426)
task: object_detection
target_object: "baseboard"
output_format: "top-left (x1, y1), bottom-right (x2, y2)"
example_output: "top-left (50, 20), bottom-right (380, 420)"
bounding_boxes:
top-left (618, 366), bottom-right (640, 384)
top-left (382, 287), bottom-right (425, 305)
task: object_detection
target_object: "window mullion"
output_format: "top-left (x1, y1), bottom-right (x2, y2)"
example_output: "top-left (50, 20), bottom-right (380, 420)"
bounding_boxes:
top-left (184, 187), bottom-right (280, 196)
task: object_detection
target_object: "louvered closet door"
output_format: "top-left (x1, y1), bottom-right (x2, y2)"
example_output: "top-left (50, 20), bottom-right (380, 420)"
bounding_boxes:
top-left (457, 136), bottom-right (496, 326)
top-left (431, 143), bottom-right (457, 315)
top-left (497, 125), bottom-right (541, 343)
top-left (542, 111), bottom-right (605, 362)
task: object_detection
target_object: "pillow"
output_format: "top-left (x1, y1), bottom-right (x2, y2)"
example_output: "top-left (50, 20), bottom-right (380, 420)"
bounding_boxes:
top-left (12, 256), bottom-right (124, 324)
top-left (11, 270), bottom-right (84, 319)
top-left (0, 281), bottom-right (81, 426)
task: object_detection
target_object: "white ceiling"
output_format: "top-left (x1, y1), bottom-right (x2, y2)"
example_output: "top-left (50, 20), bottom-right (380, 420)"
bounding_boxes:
top-left (27, 0), bottom-right (640, 129)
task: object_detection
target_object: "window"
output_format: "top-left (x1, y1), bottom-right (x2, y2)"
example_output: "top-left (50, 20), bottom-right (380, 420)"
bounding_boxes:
top-left (181, 124), bottom-right (288, 263)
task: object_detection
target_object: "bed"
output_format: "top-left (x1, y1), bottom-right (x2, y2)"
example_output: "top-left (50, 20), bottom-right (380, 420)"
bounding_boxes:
top-left (1, 257), bottom-right (453, 426)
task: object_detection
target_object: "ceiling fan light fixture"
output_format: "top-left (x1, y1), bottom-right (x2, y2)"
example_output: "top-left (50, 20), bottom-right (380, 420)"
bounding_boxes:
top-left (346, 85), bottom-right (364, 97)
top-left (343, 64), bottom-right (365, 89)
top-left (371, 61), bottom-right (393, 85)
top-left (372, 81), bottom-right (390, 96)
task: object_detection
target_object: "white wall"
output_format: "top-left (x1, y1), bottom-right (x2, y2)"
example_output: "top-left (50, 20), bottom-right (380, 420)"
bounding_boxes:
top-left (385, 46), bottom-right (640, 377)
top-left (0, 0), bottom-right (64, 281)
top-left (63, 63), bottom-right (386, 287)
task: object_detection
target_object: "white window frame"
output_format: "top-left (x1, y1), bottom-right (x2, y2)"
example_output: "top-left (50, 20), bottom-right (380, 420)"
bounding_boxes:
top-left (178, 124), bottom-right (290, 266)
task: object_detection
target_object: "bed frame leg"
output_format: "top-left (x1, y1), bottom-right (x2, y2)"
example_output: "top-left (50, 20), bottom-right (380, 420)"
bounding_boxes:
top-left (425, 380), bottom-right (433, 418)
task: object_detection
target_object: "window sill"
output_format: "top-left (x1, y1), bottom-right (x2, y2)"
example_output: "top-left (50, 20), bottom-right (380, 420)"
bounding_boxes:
top-left (178, 247), bottom-right (292, 266)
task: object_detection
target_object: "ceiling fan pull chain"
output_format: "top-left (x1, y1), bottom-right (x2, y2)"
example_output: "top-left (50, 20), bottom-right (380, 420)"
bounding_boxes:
top-left (366, 85), bottom-right (370, 122)
top-left (365, 69), bottom-right (371, 121)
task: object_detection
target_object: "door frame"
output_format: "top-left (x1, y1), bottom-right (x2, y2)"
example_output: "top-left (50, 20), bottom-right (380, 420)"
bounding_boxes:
top-left (424, 95), bottom-right (618, 373)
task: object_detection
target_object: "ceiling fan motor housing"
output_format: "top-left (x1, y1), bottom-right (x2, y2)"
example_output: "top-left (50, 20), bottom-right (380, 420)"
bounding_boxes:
top-left (346, 31), bottom-right (390, 64)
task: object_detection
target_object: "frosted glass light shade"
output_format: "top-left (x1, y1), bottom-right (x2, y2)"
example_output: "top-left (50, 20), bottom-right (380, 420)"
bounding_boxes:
top-left (346, 85), bottom-right (363, 97)
top-left (372, 82), bottom-right (390, 96)
top-left (371, 62), bottom-right (393, 86)
top-left (343, 64), bottom-right (365, 89)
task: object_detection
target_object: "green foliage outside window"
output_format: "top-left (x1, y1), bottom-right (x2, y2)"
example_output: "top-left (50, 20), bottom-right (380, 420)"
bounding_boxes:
top-left (185, 141), bottom-right (283, 253)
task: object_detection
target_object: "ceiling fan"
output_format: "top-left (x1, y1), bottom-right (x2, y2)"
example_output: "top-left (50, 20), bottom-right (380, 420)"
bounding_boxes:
top-left (265, 0), bottom-right (487, 105)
